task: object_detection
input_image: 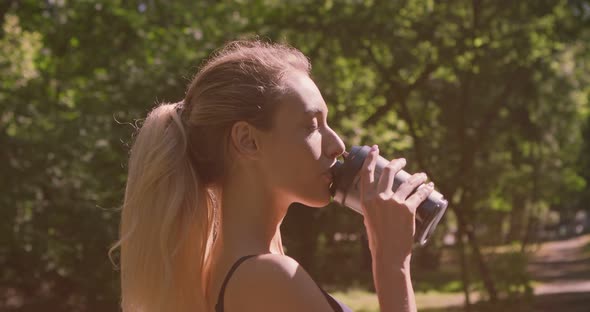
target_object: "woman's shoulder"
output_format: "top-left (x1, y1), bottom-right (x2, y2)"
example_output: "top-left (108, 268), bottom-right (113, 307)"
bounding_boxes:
top-left (223, 253), bottom-right (336, 311)
top-left (240, 253), bottom-right (300, 277)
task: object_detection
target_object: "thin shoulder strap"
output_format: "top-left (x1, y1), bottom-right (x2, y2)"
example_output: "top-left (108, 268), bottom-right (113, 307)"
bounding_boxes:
top-left (313, 279), bottom-right (345, 312)
top-left (215, 255), bottom-right (258, 312)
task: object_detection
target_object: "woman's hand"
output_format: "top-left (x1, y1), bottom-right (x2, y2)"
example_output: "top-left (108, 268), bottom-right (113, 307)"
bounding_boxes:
top-left (360, 145), bottom-right (434, 267)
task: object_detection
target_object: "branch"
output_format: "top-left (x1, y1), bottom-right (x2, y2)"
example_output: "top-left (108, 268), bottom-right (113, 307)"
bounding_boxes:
top-left (477, 80), bottom-right (514, 143)
top-left (363, 63), bottom-right (436, 127)
top-left (360, 43), bottom-right (438, 177)
top-left (363, 88), bottom-right (406, 127)
top-left (472, 0), bottom-right (481, 31)
top-left (362, 42), bottom-right (406, 90)
top-left (396, 88), bottom-right (432, 176)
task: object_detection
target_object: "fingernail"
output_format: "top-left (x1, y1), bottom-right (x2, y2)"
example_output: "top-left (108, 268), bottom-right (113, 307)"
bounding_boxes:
top-left (371, 144), bottom-right (378, 151)
top-left (401, 158), bottom-right (406, 165)
top-left (427, 182), bottom-right (434, 187)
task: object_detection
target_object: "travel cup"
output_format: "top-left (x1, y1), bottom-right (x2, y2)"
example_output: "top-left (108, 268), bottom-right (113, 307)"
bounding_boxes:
top-left (330, 145), bottom-right (448, 246)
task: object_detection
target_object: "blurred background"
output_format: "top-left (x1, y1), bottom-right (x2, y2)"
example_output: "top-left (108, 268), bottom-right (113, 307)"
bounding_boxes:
top-left (2, 0), bottom-right (590, 311)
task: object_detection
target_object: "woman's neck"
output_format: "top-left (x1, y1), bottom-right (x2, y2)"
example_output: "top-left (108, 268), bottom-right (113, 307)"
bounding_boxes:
top-left (270, 228), bottom-right (285, 255)
top-left (217, 175), bottom-right (290, 256)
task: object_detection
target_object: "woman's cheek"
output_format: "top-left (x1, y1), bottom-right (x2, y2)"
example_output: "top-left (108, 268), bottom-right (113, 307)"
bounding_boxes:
top-left (305, 132), bottom-right (323, 159)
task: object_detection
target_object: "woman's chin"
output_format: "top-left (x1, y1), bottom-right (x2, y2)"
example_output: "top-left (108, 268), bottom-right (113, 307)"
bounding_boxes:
top-left (291, 185), bottom-right (333, 208)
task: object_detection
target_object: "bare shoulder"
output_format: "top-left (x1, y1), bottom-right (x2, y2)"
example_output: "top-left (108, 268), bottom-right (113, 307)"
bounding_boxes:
top-left (224, 254), bottom-right (335, 312)
top-left (243, 254), bottom-right (301, 280)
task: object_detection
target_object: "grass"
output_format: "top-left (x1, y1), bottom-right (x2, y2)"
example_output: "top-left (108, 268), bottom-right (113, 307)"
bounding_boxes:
top-left (329, 241), bottom-right (542, 311)
top-left (330, 234), bottom-right (590, 311)
top-left (332, 288), bottom-right (537, 312)
top-left (331, 287), bottom-right (473, 312)
top-left (412, 268), bottom-right (464, 293)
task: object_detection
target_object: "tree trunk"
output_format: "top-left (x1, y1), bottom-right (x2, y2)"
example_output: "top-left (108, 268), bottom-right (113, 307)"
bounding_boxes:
top-left (454, 206), bottom-right (499, 303)
top-left (457, 225), bottom-right (472, 311)
top-left (506, 195), bottom-right (526, 243)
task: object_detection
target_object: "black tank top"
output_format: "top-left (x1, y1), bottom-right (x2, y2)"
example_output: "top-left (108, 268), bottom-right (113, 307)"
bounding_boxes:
top-left (214, 255), bottom-right (352, 312)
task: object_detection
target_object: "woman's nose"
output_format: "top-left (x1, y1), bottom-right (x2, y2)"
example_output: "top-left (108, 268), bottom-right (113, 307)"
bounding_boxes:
top-left (325, 128), bottom-right (346, 159)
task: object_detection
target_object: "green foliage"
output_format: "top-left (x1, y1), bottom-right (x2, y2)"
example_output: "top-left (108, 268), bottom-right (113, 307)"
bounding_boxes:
top-left (476, 251), bottom-right (533, 300)
top-left (0, 14), bottom-right (41, 90)
top-left (1, 0), bottom-right (589, 310)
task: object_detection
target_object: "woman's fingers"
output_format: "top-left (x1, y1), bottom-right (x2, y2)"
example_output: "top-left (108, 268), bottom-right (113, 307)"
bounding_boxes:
top-left (360, 145), bottom-right (380, 201)
top-left (359, 147), bottom-right (433, 217)
top-left (405, 182), bottom-right (435, 213)
top-left (393, 172), bottom-right (428, 203)
top-left (376, 158), bottom-right (406, 196)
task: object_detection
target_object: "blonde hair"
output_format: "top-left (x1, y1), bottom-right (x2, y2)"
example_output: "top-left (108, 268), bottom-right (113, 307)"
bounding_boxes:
top-left (110, 40), bottom-right (310, 312)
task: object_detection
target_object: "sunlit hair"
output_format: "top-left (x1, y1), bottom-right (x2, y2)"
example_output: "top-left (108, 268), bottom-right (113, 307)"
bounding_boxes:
top-left (109, 40), bottom-right (311, 312)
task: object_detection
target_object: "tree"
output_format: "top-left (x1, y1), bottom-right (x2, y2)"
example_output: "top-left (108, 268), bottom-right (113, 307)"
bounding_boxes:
top-left (2, 1), bottom-right (589, 310)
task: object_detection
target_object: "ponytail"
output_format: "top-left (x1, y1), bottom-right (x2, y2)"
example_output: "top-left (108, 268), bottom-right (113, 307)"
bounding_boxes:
top-left (110, 103), bottom-right (216, 312)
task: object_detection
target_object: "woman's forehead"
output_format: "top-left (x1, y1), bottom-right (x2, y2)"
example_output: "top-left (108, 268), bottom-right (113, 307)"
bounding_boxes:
top-left (280, 72), bottom-right (328, 116)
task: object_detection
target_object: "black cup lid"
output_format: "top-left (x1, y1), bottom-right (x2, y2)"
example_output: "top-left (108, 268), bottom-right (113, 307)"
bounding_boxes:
top-left (330, 146), bottom-right (370, 197)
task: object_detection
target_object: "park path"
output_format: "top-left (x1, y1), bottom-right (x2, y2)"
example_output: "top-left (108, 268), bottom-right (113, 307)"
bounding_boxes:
top-left (527, 233), bottom-right (590, 311)
top-left (418, 233), bottom-right (590, 311)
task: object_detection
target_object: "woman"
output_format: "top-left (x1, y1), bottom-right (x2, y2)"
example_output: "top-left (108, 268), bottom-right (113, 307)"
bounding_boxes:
top-left (112, 40), bottom-right (434, 312)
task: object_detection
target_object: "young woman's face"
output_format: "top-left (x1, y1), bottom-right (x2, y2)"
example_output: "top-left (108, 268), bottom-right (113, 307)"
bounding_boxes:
top-left (258, 71), bottom-right (345, 207)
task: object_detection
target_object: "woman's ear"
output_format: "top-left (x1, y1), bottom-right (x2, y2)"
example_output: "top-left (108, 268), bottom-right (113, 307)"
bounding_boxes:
top-left (230, 121), bottom-right (261, 159)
